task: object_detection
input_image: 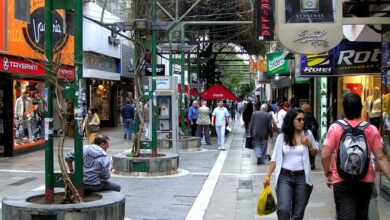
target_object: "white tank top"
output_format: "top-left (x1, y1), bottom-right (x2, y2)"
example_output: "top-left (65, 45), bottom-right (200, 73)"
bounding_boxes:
top-left (281, 144), bottom-right (305, 171)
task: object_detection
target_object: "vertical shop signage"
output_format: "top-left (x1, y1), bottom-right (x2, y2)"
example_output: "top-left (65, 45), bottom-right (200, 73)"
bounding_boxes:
top-left (335, 40), bottom-right (381, 75)
top-left (267, 51), bottom-right (290, 75)
top-left (255, 0), bottom-right (274, 41)
top-left (0, 0), bottom-right (6, 52)
top-left (300, 51), bottom-right (333, 76)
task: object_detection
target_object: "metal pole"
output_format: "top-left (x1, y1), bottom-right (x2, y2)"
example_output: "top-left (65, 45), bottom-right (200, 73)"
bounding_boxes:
top-left (151, 0), bottom-right (158, 157)
top-left (180, 26), bottom-right (186, 132)
top-left (74, 0), bottom-right (84, 197)
top-left (44, 0), bottom-right (54, 204)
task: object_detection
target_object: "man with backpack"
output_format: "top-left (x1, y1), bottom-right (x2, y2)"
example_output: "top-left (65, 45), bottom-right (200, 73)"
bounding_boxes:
top-left (321, 93), bottom-right (390, 219)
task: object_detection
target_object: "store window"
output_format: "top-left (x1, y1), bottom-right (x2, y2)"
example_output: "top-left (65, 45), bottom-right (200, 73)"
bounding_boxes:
top-left (90, 80), bottom-right (112, 121)
top-left (13, 80), bottom-right (45, 148)
top-left (337, 75), bottom-right (381, 122)
top-left (382, 69), bottom-right (390, 194)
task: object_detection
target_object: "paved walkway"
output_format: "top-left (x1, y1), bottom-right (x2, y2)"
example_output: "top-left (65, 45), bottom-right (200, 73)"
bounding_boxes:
top-left (1, 119), bottom-right (390, 220)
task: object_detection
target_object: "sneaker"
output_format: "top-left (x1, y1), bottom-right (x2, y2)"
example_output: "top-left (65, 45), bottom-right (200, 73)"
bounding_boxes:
top-left (220, 147), bottom-right (226, 151)
top-left (218, 146), bottom-right (222, 150)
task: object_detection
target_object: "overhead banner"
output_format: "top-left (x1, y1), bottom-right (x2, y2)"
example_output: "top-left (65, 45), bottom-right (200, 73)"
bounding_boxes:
top-left (301, 51), bottom-right (334, 76)
top-left (254, 0), bottom-right (274, 41)
top-left (285, 0), bottom-right (335, 24)
top-left (145, 64), bottom-right (166, 76)
top-left (0, 0), bottom-right (74, 65)
top-left (0, 0), bottom-right (6, 51)
top-left (335, 40), bottom-right (381, 75)
top-left (267, 51), bottom-right (289, 76)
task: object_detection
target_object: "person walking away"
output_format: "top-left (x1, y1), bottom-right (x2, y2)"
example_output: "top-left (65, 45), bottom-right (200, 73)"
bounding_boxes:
top-left (263, 108), bottom-right (318, 219)
top-left (249, 103), bottom-right (273, 165)
top-left (66, 135), bottom-right (121, 194)
top-left (212, 100), bottom-right (230, 150)
top-left (301, 104), bottom-right (319, 169)
top-left (243, 98), bottom-right (254, 133)
top-left (82, 107), bottom-right (100, 144)
top-left (266, 103), bottom-right (278, 161)
top-left (321, 93), bottom-right (390, 220)
top-left (237, 101), bottom-right (243, 121)
top-left (277, 102), bottom-right (289, 133)
top-left (196, 100), bottom-right (211, 145)
top-left (122, 99), bottom-right (135, 140)
top-left (230, 102), bottom-right (236, 121)
top-left (188, 100), bottom-right (199, 136)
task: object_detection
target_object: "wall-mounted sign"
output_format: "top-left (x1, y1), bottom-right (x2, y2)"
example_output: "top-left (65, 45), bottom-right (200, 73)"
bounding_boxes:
top-left (267, 51), bottom-right (290, 76)
top-left (275, 0), bottom-right (343, 55)
top-left (0, 55), bottom-right (74, 79)
top-left (301, 51), bottom-right (333, 76)
top-left (254, 0), bottom-right (274, 41)
top-left (145, 64), bottom-right (166, 76)
top-left (1, 0), bottom-right (74, 65)
top-left (285, 0), bottom-right (335, 24)
top-left (0, 0), bottom-right (6, 52)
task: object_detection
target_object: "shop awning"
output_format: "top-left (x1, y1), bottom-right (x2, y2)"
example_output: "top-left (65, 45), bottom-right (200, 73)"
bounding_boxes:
top-left (199, 84), bottom-right (240, 101)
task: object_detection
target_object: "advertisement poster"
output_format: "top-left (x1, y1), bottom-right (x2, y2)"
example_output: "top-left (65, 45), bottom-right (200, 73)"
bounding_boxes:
top-left (300, 51), bottom-right (334, 76)
top-left (285, 0), bottom-right (335, 23)
top-left (267, 51), bottom-right (290, 76)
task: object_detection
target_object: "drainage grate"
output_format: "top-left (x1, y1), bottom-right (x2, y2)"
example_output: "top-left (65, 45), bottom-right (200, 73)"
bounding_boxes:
top-left (242, 154), bottom-right (251, 159)
top-left (239, 180), bottom-right (252, 189)
top-left (9, 177), bottom-right (37, 186)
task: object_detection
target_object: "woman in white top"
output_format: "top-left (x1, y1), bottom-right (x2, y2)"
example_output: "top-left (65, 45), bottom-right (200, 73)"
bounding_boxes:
top-left (263, 108), bottom-right (318, 220)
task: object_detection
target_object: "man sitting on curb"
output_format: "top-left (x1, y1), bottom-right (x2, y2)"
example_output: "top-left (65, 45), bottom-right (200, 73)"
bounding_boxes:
top-left (65, 135), bottom-right (121, 193)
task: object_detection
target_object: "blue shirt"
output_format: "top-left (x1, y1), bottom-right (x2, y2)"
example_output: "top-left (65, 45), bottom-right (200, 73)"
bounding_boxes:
top-left (122, 104), bottom-right (135, 120)
top-left (188, 106), bottom-right (199, 121)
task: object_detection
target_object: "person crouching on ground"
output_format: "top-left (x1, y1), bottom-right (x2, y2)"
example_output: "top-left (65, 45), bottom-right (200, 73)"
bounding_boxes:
top-left (65, 135), bottom-right (121, 194)
top-left (249, 103), bottom-right (273, 165)
top-left (263, 108), bottom-right (318, 219)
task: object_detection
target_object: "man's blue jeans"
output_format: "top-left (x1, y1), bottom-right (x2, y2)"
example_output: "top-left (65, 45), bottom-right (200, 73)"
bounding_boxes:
top-left (276, 173), bottom-right (313, 220)
top-left (333, 181), bottom-right (373, 220)
top-left (124, 119), bottom-right (133, 140)
top-left (252, 138), bottom-right (268, 163)
top-left (215, 125), bottom-right (226, 147)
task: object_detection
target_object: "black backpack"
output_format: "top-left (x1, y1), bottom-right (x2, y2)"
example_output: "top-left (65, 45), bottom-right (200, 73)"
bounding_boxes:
top-left (335, 120), bottom-right (370, 181)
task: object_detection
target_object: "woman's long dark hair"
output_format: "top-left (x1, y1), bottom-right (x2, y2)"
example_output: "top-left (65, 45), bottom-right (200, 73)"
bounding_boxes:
top-left (282, 108), bottom-right (306, 146)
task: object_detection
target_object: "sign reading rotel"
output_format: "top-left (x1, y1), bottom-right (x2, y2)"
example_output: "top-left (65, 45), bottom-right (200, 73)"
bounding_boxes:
top-left (275, 0), bottom-right (343, 55)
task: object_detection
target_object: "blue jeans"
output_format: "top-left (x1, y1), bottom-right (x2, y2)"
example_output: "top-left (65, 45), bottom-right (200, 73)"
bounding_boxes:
top-left (215, 125), bottom-right (226, 147)
top-left (252, 138), bottom-right (268, 163)
top-left (333, 181), bottom-right (373, 220)
top-left (84, 180), bottom-right (121, 194)
top-left (276, 173), bottom-right (313, 220)
top-left (124, 119), bottom-right (133, 140)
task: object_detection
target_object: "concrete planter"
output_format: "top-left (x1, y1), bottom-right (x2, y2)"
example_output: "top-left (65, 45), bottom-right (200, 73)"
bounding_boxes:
top-left (158, 136), bottom-right (201, 152)
top-left (2, 190), bottom-right (125, 220)
top-left (113, 152), bottom-right (179, 176)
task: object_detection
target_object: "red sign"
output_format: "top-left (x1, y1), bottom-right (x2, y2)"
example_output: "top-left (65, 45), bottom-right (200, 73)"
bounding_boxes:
top-left (0, 55), bottom-right (74, 79)
top-left (0, 0), bottom-right (6, 51)
top-left (255, 0), bottom-right (274, 41)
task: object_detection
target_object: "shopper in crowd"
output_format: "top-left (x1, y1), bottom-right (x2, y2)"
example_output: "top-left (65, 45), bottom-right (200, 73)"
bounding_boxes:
top-left (266, 103), bottom-right (278, 161)
top-left (212, 100), bottom-right (230, 150)
top-left (196, 100), bottom-right (211, 145)
top-left (82, 107), bottom-right (100, 144)
top-left (249, 103), bottom-right (273, 165)
top-left (264, 108), bottom-right (318, 219)
top-left (243, 98), bottom-right (254, 133)
top-left (66, 135), bottom-right (120, 194)
top-left (188, 100), bottom-right (199, 136)
top-left (321, 93), bottom-right (390, 219)
top-left (277, 102), bottom-right (289, 133)
top-left (230, 101), bottom-right (236, 121)
top-left (122, 99), bottom-right (135, 140)
top-left (301, 103), bottom-right (319, 169)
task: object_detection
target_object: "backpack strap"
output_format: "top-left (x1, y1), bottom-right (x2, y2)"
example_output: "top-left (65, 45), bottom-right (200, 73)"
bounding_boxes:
top-left (334, 119), bottom-right (350, 130)
top-left (357, 121), bottom-right (370, 131)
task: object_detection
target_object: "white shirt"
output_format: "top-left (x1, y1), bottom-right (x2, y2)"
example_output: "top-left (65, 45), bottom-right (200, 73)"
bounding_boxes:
top-left (277, 109), bottom-right (287, 129)
top-left (282, 144), bottom-right (305, 171)
top-left (212, 107), bottom-right (230, 126)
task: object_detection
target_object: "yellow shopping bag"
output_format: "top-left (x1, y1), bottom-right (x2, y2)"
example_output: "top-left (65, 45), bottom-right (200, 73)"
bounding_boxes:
top-left (257, 185), bottom-right (277, 216)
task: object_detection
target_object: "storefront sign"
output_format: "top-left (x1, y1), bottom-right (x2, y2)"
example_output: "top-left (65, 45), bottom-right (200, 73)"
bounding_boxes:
top-left (294, 30), bottom-right (329, 48)
top-left (335, 40), bottom-right (381, 74)
top-left (1, 0), bottom-right (74, 65)
top-left (145, 64), bottom-right (166, 76)
top-left (0, 0), bottom-right (6, 52)
top-left (0, 55), bottom-right (74, 78)
top-left (255, 0), bottom-right (274, 41)
top-left (301, 51), bottom-right (333, 76)
top-left (267, 51), bottom-right (289, 75)
top-left (285, 0), bottom-right (335, 24)
top-left (156, 76), bottom-right (171, 90)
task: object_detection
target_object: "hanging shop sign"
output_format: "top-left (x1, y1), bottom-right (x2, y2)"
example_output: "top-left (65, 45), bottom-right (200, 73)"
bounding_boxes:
top-left (275, 0), bottom-right (343, 54)
top-left (1, 0), bottom-right (74, 65)
top-left (300, 51), bottom-right (334, 76)
top-left (0, 0), bottom-right (6, 52)
top-left (145, 64), bottom-right (166, 76)
top-left (335, 40), bottom-right (381, 75)
top-left (254, 0), bottom-right (274, 41)
top-left (267, 51), bottom-right (290, 76)
top-left (0, 55), bottom-right (74, 78)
